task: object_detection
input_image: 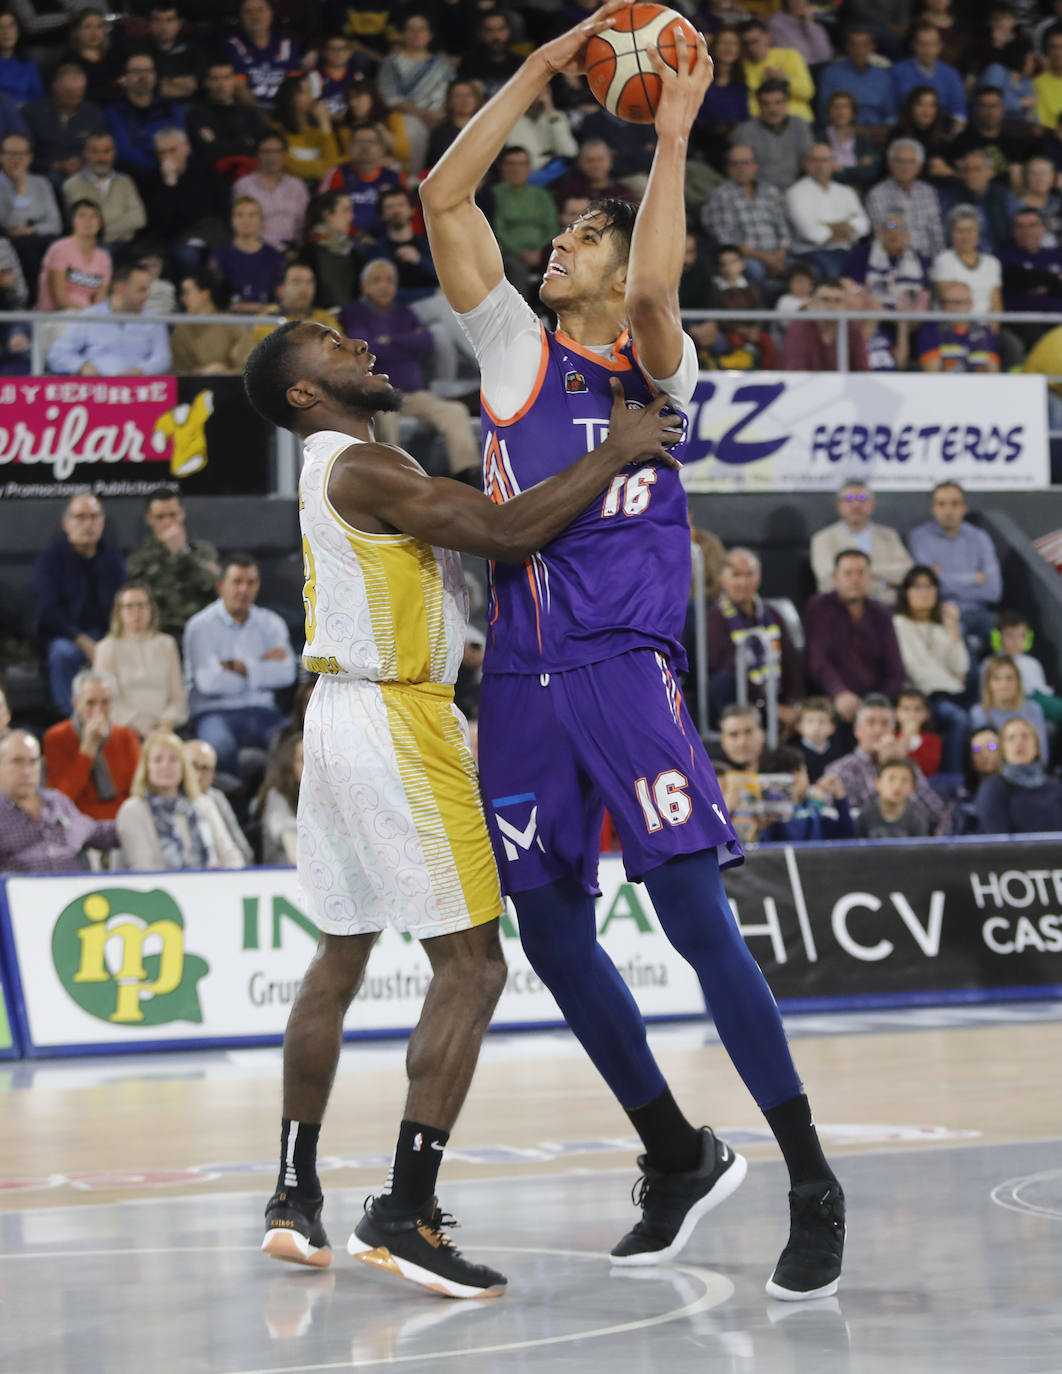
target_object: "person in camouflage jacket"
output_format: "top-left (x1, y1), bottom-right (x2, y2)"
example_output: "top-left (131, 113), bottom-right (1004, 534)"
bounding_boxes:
top-left (125, 488), bottom-right (221, 640)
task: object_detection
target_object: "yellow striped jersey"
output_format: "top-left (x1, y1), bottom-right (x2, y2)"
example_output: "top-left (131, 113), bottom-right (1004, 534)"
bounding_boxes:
top-left (298, 430), bottom-right (469, 684)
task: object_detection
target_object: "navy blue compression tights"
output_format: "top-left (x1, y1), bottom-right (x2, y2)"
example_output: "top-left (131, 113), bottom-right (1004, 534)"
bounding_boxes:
top-left (512, 849), bottom-right (801, 1112)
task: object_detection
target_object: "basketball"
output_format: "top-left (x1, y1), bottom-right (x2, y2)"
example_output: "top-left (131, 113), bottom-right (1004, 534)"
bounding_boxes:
top-left (585, 3), bottom-right (700, 124)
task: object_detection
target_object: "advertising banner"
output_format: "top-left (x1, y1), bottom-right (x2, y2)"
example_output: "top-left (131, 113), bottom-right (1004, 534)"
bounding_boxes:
top-left (0, 866), bottom-right (708, 1054)
top-left (2, 839), bottom-right (1060, 1055)
top-left (0, 375), bottom-right (272, 500)
top-left (723, 839), bottom-right (1062, 1003)
top-left (681, 372), bottom-right (1050, 492)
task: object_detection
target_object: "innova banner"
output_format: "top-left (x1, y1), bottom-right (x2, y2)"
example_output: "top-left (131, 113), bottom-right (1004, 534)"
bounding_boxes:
top-left (0, 866), bottom-right (708, 1054)
top-left (0, 376), bottom-right (271, 498)
top-left (682, 372), bottom-right (1050, 492)
top-left (2, 839), bottom-right (1059, 1055)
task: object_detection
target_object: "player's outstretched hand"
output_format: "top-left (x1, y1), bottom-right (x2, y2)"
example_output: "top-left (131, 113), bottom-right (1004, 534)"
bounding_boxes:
top-left (539, 0), bottom-right (632, 77)
top-left (606, 376), bottom-right (684, 470)
top-left (645, 27), bottom-right (714, 140)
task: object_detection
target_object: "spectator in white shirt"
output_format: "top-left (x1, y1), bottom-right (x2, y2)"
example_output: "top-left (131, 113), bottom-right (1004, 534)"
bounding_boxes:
top-left (786, 142), bottom-right (871, 279)
top-left (182, 737), bottom-right (254, 864)
top-left (932, 204), bottom-right (1003, 315)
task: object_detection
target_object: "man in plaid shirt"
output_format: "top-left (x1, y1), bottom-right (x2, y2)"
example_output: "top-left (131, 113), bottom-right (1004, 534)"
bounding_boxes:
top-left (866, 139), bottom-right (945, 262)
top-left (824, 695), bottom-right (946, 831)
top-left (0, 731), bottom-right (117, 873)
top-left (701, 144), bottom-right (791, 287)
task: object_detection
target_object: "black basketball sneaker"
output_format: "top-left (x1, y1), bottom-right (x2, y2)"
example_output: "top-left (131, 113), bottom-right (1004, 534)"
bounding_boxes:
top-left (766, 1179), bottom-right (846, 1301)
top-left (262, 1188), bottom-right (333, 1268)
top-left (348, 1196), bottom-right (507, 1299)
top-left (610, 1126), bottom-right (747, 1265)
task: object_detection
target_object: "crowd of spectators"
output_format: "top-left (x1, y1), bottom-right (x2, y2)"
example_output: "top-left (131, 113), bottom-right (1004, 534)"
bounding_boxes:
top-left (2, 0), bottom-right (1062, 394)
top-left (703, 475), bottom-right (1062, 844)
top-left (3, 1), bottom-right (1062, 876)
top-left (4, 483), bottom-right (305, 872)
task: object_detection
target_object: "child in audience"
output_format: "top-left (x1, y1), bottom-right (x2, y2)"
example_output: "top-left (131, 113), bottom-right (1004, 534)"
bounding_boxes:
top-left (895, 688), bottom-right (943, 776)
top-left (775, 262), bottom-right (815, 315)
top-left (760, 747), bottom-right (854, 842)
top-left (855, 759), bottom-right (930, 838)
top-left (994, 611), bottom-right (1062, 724)
top-left (794, 696), bottom-right (843, 781)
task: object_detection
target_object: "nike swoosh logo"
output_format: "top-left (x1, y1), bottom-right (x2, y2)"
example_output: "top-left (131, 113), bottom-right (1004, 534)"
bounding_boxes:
top-left (430, 1141), bottom-right (445, 1152)
top-left (720, 1145), bottom-right (730, 1163)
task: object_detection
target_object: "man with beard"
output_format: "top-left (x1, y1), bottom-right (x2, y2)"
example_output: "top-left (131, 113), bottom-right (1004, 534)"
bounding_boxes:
top-left (241, 320), bottom-right (681, 1296)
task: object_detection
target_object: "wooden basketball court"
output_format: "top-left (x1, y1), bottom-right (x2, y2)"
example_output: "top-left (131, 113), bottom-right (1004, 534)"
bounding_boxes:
top-left (1, 1005), bottom-right (1060, 1372)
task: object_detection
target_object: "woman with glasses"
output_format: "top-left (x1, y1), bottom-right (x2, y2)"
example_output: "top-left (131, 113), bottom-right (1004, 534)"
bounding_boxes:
top-left (892, 564), bottom-right (970, 773)
top-left (943, 727), bottom-right (1001, 835)
top-left (974, 716), bottom-right (1062, 835)
top-left (93, 583), bottom-right (187, 738)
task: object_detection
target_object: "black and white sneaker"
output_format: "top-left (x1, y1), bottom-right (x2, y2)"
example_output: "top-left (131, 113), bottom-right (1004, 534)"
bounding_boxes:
top-left (262, 1188), bottom-right (333, 1268)
top-left (610, 1127), bottom-right (747, 1266)
top-left (766, 1179), bottom-right (846, 1301)
top-left (347, 1197), bottom-right (507, 1299)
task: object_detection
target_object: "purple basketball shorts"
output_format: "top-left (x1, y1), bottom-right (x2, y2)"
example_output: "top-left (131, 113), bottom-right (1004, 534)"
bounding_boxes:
top-left (477, 649), bottom-right (743, 896)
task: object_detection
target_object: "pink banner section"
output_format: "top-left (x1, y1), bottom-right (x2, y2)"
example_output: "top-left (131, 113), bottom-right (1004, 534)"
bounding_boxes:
top-left (0, 376), bottom-right (179, 481)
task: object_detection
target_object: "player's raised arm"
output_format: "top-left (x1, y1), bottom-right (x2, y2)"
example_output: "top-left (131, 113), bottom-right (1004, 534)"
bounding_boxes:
top-left (626, 28), bottom-right (714, 379)
top-left (420, 0), bottom-right (632, 313)
top-left (330, 379), bottom-right (680, 562)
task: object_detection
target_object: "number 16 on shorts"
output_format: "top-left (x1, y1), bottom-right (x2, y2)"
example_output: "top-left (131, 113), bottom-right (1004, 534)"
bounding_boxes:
top-left (634, 769), bottom-right (694, 832)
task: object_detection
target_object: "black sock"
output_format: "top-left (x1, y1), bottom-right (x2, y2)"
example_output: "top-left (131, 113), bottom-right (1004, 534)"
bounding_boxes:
top-left (278, 1119), bottom-right (321, 1197)
top-left (378, 1119), bottom-right (450, 1211)
top-left (626, 1087), bottom-right (703, 1173)
top-left (763, 1094), bottom-right (836, 1188)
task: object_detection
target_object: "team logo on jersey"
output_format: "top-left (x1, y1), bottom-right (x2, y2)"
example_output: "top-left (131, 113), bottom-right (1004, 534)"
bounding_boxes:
top-left (564, 370), bottom-right (588, 394)
top-left (491, 793), bottom-right (546, 862)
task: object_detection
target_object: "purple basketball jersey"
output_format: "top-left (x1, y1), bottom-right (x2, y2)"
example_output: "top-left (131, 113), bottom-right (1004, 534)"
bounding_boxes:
top-left (480, 327), bottom-right (691, 676)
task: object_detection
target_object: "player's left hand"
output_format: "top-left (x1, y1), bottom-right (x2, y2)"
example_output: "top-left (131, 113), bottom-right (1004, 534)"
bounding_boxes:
top-left (645, 27), bottom-right (714, 139)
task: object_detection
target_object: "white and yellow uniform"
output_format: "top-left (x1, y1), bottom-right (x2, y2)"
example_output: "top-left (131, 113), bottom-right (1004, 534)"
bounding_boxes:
top-left (297, 429), bottom-right (503, 938)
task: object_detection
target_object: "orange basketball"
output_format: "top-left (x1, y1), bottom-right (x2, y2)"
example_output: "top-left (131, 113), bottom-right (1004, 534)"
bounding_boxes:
top-left (584, 3), bottom-right (700, 124)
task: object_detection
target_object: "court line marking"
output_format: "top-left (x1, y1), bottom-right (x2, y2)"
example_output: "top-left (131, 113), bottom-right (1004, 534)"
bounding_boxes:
top-left (990, 1170), bottom-right (1062, 1222)
top-left (224, 1247), bottom-right (734, 1374)
top-left (3, 1137), bottom-right (1061, 1218)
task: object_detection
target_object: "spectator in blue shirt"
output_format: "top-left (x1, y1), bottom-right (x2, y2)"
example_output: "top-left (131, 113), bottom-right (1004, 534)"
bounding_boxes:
top-left (908, 481), bottom-right (1002, 652)
top-left (892, 23), bottom-right (967, 126)
top-left (32, 492), bottom-right (126, 714)
top-left (816, 28), bottom-right (897, 141)
top-left (46, 261), bottom-right (171, 376)
top-left (0, 9), bottom-right (42, 107)
top-left (182, 553), bottom-right (296, 773)
top-left (106, 51), bottom-right (184, 188)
